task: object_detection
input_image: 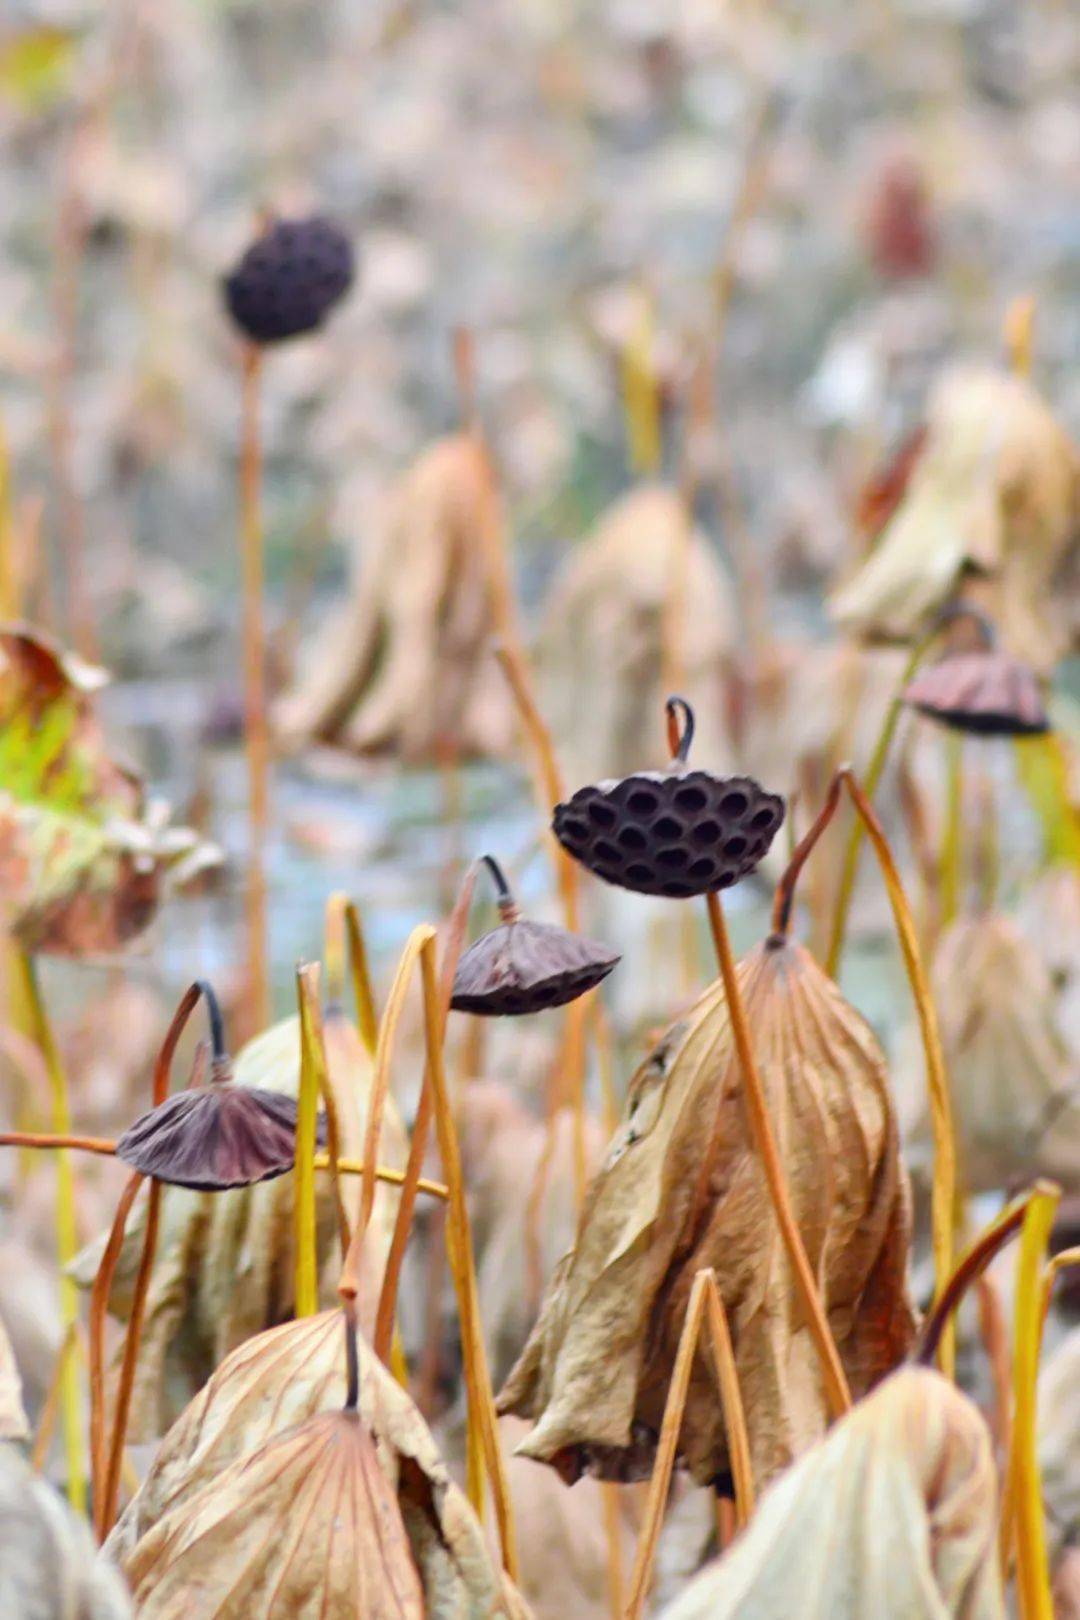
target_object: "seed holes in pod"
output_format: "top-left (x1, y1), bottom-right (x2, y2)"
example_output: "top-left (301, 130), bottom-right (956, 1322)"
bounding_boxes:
top-left (656, 847), bottom-right (689, 870)
top-left (691, 819), bottom-right (722, 846)
top-left (724, 836), bottom-right (747, 859)
top-left (617, 825), bottom-right (649, 851)
top-left (626, 789), bottom-right (661, 816)
top-left (662, 881), bottom-right (694, 897)
top-left (751, 806), bottom-right (778, 831)
top-left (626, 863), bottom-right (653, 885)
top-left (653, 815), bottom-right (683, 840)
top-left (594, 839), bottom-right (620, 862)
top-left (718, 791), bottom-right (749, 819)
top-left (674, 785), bottom-right (708, 813)
top-left (562, 816), bottom-right (589, 842)
top-left (587, 800), bottom-right (618, 829)
top-left (688, 857), bottom-right (717, 881)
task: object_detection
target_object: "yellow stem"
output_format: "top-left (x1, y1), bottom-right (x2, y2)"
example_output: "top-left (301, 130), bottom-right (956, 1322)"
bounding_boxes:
top-left (240, 341), bottom-right (270, 1036)
top-left (838, 769), bottom-right (957, 1376)
top-left (294, 963), bottom-right (323, 1318)
top-left (705, 894), bottom-right (851, 1417)
top-left (703, 1273), bottom-right (754, 1527)
top-left (940, 733), bottom-right (964, 928)
top-left (621, 285), bottom-right (663, 476)
top-left (1001, 1184), bottom-right (1059, 1620)
top-left (16, 954), bottom-right (85, 1516)
top-left (343, 900), bottom-right (379, 1058)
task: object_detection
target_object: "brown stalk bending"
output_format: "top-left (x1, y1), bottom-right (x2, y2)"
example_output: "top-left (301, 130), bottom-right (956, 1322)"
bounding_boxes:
top-left (89, 1170), bottom-right (142, 1530)
top-left (704, 890), bottom-right (852, 1419)
top-left (373, 866), bottom-right (476, 1361)
top-left (625, 1268), bottom-right (754, 1620)
top-left (913, 1190), bottom-right (1034, 1367)
top-left (239, 342), bottom-right (270, 1036)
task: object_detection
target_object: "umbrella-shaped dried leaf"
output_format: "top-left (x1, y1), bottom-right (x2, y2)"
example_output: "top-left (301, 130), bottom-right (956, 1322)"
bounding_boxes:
top-left (123, 1407), bottom-right (423, 1620)
top-left (830, 365), bottom-right (1080, 671)
top-left (108, 1311), bottom-right (531, 1620)
top-left (498, 935), bottom-right (915, 1489)
top-left (904, 648), bottom-right (1049, 736)
top-left (275, 434), bottom-right (516, 762)
top-left (658, 1368), bottom-right (1004, 1620)
top-left (537, 485), bottom-right (735, 782)
top-left (897, 914), bottom-right (1080, 1194)
top-left (0, 1441), bottom-right (132, 1618)
top-left (452, 918), bottom-right (620, 1015)
top-left (0, 624), bottom-right (218, 955)
top-left (0, 1317), bottom-right (28, 1441)
top-left (73, 1011), bottom-right (407, 1438)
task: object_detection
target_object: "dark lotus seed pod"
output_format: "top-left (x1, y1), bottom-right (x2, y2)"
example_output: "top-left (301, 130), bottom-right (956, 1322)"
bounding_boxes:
top-left (223, 216), bottom-right (354, 345)
top-left (451, 856), bottom-right (620, 1015)
top-left (116, 1058), bottom-right (326, 1190)
top-left (553, 697), bottom-right (785, 898)
top-left (903, 649), bottom-right (1048, 737)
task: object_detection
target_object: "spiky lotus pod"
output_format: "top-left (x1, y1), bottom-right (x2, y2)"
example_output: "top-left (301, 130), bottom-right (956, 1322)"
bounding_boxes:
top-left (223, 216), bottom-right (354, 345)
top-left (107, 1311), bottom-right (531, 1620)
top-left (72, 1011), bottom-right (408, 1439)
top-left (658, 1369), bottom-right (1003, 1620)
top-left (497, 934), bottom-right (915, 1490)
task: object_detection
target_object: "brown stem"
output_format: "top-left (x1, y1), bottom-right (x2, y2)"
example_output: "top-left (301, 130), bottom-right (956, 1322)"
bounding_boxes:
top-left (373, 867), bottom-right (477, 1362)
top-left (0, 1130), bottom-right (117, 1156)
top-left (99, 1178), bottom-right (161, 1539)
top-left (770, 770), bottom-right (844, 937)
top-left (705, 891), bottom-right (851, 1417)
top-left (240, 341), bottom-right (270, 1037)
top-left (914, 1189), bottom-right (1035, 1367)
top-left (89, 1171), bottom-right (142, 1535)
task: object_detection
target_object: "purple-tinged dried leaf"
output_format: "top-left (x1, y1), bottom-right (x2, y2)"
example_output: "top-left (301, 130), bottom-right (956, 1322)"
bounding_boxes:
top-left (451, 918), bottom-right (619, 1016)
top-left (904, 648), bottom-right (1048, 736)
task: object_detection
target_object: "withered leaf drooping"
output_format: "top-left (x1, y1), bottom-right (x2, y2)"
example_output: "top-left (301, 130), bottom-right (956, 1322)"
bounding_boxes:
top-left (903, 647), bottom-right (1048, 736)
top-left (498, 935), bottom-right (916, 1489)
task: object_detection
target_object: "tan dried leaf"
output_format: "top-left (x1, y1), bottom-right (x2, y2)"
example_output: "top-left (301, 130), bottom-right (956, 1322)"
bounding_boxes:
top-left (72, 1008), bottom-right (407, 1438)
top-left (108, 1311), bottom-right (530, 1620)
top-left (498, 935), bottom-right (916, 1489)
top-left (658, 1368), bottom-right (1004, 1620)
top-left (275, 433), bottom-right (516, 762)
top-left (122, 1407), bottom-right (424, 1620)
top-left (1038, 1326), bottom-right (1080, 1563)
top-left (830, 365), bottom-right (1080, 671)
top-left (537, 484), bottom-right (735, 781)
top-left (0, 1316), bottom-right (28, 1441)
top-left (898, 913), bottom-right (1080, 1194)
top-left (0, 1441), bottom-right (132, 1618)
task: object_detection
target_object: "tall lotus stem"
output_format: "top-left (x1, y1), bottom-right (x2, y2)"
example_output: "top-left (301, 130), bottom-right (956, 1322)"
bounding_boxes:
top-left (704, 892), bottom-right (851, 1418)
top-left (15, 952), bottom-right (85, 1515)
top-left (940, 733), bottom-right (964, 928)
top-left (240, 341), bottom-right (270, 1034)
top-left (294, 963), bottom-right (324, 1314)
top-left (323, 892), bottom-right (378, 1058)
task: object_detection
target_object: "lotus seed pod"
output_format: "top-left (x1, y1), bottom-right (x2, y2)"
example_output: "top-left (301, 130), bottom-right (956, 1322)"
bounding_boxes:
top-left (223, 216), bottom-right (354, 345)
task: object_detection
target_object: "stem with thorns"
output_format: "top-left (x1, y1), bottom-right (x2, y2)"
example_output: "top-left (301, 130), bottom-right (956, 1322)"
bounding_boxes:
top-left (240, 341), bottom-right (270, 1035)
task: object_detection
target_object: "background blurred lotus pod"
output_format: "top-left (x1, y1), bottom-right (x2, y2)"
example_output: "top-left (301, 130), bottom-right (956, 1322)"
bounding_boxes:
top-left (0, 623), bottom-right (219, 955)
top-left (897, 913), bottom-right (1080, 1195)
top-left (657, 1368), bottom-right (1003, 1620)
top-left (0, 1317), bottom-right (28, 1441)
top-left (107, 1311), bottom-right (530, 1620)
top-left (123, 1405), bottom-right (425, 1620)
top-left (903, 647), bottom-right (1049, 737)
top-left (536, 485), bottom-right (735, 783)
top-left (497, 935), bottom-right (915, 1489)
top-left (274, 433), bottom-right (517, 762)
top-left (72, 1011), bottom-right (407, 1439)
top-left (830, 365), bottom-right (1080, 672)
top-left (0, 1442), bottom-right (132, 1618)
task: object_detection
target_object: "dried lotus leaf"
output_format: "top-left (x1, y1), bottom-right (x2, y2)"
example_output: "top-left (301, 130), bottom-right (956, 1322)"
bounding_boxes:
top-left (537, 484), bottom-right (735, 783)
top-left (115, 1079), bottom-right (320, 1190)
top-left (904, 648), bottom-right (1048, 736)
top-left (830, 365), bottom-right (1080, 671)
top-left (108, 1311), bottom-right (531, 1620)
top-left (451, 917), bottom-right (620, 1015)
top-left (498, 936), bottom-right (915, 1490)
top-left (0, 1441), bottom-right (132, 1618)
top-left (275, 434), bottom-right (516, 762)
top-left (657, 1368), bottom-right (1004, 1620)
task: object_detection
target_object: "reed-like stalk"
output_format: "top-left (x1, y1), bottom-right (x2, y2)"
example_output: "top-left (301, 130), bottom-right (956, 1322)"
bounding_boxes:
top-left (293, 963), bottom-right (323, 1316)
top-left (15, 953), bottom-right (85, 1515)
top-left (704, 891), bottom-right (851, 1418)
top-left (239, 341), bottom-right (270, 1035)
top-left (940, 733), bottom-right (964, 927)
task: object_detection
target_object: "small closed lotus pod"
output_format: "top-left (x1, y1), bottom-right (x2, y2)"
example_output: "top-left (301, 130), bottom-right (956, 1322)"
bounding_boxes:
top-left (498, 928), bottom-right (915, 1489)
top-left (224, 215), bottom-right (354, 345)
top-left (657, 1369), bottom-right (1004, 1620)
top-left (107, 1311), bottom-right (530, 1620)
top-left (553, 696), bottom-right (784, 898)
top-left (902, 616), bottom-right (1049, 735)
top-left (116, 986), bottom-right (325, 1190)
top-left (451, 855), bottom-right (620, 1015)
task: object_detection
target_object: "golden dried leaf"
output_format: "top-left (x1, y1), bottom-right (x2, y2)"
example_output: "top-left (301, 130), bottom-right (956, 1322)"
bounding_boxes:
top-left (0, 1317), bottom-right (28, 1441)
top-left (498, 936), bottom-right (915, 1489)
top-left (0, 1441), bottom-right (132, 1618)
top-left (657, 1368), bottom-right (1004, 1620)
top-left (898, 913), bottom-right (1079, 1194)
top-left (830, 365), bottom-right (1080, 671)
top-left (109, 1311), bottom-right (531, 1620)
top-left (72, 1009), bottom-right (407, 1437)
top-left (123, 1408), bottom-right (423, 1620)
top-left (537, 484), bottom-right (735, 781)
top-left (0, 623), bottom-right (218, 956)
top-left (275, 433), bottom-right (516, 762)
